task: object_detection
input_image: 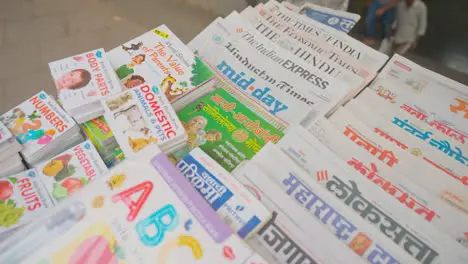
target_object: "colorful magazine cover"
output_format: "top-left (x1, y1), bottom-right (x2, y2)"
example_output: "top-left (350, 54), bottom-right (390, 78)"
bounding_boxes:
top-left (107, 25), bottom-right (215, 110)
top-left (0, 169), bottom-right (54, 235)
top-left (175, 89), bottom-right (284, 172)
top-left (0, 91), bottom-right (76, 156)
top-left (35, 140), bottom-right (108, 204)
top-left (4, 147), bottom-right (253, 264)
top-left (48, 48), bottom-right (122, 113)
top-left (176, 148), bottom-right (271, 239)
top-left (102, 83), bottom-right (186, 156)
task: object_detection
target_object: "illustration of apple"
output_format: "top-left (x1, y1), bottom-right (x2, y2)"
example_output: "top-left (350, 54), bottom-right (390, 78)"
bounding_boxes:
top-left (61, 178), bottom-right (87, 195)
top-left (0, 180), bottom-right (13, 201)
top-left (69, 236), bottom-right (118, 264)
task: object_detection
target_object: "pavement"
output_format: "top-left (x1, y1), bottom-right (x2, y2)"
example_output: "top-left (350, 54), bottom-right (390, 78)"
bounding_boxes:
top-left (0, 0), bottom-right (217, 113)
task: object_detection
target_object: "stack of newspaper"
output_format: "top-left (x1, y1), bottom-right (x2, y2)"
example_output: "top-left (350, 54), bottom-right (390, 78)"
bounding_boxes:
top-left (48, 48), bottom-right (123, 123)
top-left (0, 91), bottom-right (83, 166)
top-left (0, 121), bottom-right (24, 177)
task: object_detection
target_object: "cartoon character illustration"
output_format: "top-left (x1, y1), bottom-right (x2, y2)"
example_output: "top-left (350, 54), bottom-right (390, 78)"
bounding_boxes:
top-left (17, 128), bottom-right (44, 144)
top-left (114, 105), bottom-right (150, 136)
top-left (55, 69), bottom-right (92, 91)
top-left (106, 92), bottom-right (133, 111)
top-left (0, 108), bottom-right (24, 128)
top-left (128, 136), bottom-right (157, 152)
top-left (160, 74), bottom-right (188, 102)
top-left (183, 116), bottom-right (208, 148)
top-left (27, 110), bottom-right (41, 120)
top-left (6, 109), bottom-right (26, 134)
top-left (122, 42), bottom-right (143, 52)
top-left (190, 57), bottom-right (214, 87)
top-left (123, 75), bottom-right (145, 89)
top-left (190, 130), bottom-right (222, 148)
top-left (107, 174), bottom-right (126, 190)
top-left (115, 54), bottom-right (146, 80)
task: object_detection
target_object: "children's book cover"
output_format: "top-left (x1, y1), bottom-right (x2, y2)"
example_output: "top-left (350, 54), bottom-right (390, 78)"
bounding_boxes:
top-left (0, 169), bottom-right (53, 235)
top-left (0, 121), bottom-right (13, 145)
top-left (82, 116), bottom-right (118, 151)
top-left (36, 140), bottom-right (108, 204)
top-left (14, 147), bottom-right (252, 264)
top-left (48, 48), bottom-right (122, 110)
top-left (176, 148), bottom-right (271, 239)
top-left (107, 25), bottom-right (215, 108)
top-left (102, 83), bottom-right (186, 156)
top-left (0, 91), bottom-right (76, 155)
top-left (175, 89), bottom-right (284, 172)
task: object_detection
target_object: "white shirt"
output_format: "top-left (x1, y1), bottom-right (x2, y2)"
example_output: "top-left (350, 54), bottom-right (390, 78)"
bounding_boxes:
top-left (394, 0), bottom-right (428, 44)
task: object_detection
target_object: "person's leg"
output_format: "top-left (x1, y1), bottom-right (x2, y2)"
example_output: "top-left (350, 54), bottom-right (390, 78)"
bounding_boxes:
top-left (382, 7), bottom-right (396, 40)
top-left (365, 0), bottom-right (381, 42)
top-left (394, 42), bottom-right (413, 55)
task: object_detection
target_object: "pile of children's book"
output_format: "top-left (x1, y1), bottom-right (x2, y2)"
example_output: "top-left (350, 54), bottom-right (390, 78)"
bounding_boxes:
top-left (0, 1), bottom-right (467, 263)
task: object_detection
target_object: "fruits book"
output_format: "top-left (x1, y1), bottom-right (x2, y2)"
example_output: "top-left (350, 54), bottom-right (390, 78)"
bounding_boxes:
top-left (0, 91), bottom-right (77, 158)
top-left (174, 89), bottom-right (283, 172)
top-left (2, 147), bottom-right (253, 263)
top-left (0, 169), bottom-right (54, 235)
top-left (176, 147), bottom-right (271, 239)
top-left (101, 83), bottom-right (186, 156)
top-left (48, 48), bottom-right (123, 123)
top-left (35, 140), bottom-right (108, 204)
top-left (107, 24), bottom-right (215, 111)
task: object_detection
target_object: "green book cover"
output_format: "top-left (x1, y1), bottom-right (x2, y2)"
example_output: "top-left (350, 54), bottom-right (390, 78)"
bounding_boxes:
top-left (176, 88), bottom-right (284, 171)
top-left (82, 116), bottom-right (116, 151)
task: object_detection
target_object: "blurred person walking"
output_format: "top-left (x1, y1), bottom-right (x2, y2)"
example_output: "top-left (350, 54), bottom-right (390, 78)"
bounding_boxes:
top-left (364, 0), bottom-right (400, 45)
top-left (391, 0), bottom-right (427, 55)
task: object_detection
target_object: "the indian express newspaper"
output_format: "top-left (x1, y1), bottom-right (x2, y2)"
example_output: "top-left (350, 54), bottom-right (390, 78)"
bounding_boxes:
top-left (189, 18), bottom-right (340, 129)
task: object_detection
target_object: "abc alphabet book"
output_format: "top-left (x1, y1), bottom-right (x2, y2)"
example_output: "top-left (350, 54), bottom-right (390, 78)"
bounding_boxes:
top-left (101, 84), bottom-right (186, 156)
top-left (107, 25), bottom-right (216, 111)
top-left (6, 147), bottom-right (252, 264)
top-left (35, 140), bottom-right (108, 204)
top-left (175, 88), bottom-right (284, 172)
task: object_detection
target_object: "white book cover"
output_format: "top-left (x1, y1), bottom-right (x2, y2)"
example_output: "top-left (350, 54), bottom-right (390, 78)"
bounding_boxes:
top-left (220, 12), bottom-right (366, 108)
top-left (48, 48), bottom-right (122, 114)
top-left (189, 18), bottom-right (338, 129)
top-left (0, 121), bottom-right (13, 145)
top-left (240, 6), bottom-right (373, 82)
top-left (35, 140), bottom-right (108, 204)
top-left (0, 91), bottom-right (77, 157)
top-left (234, 163), bottom-right (361, 264)
top-left (258, 1), bottom-right (388, 72)
top-left (346, 91), bottom-right (468, 190)
top-left (303, 117), bottom-right (468, 248)
top-left (0, 169), bottom-right (54, 235)
top-left (4, 147), bottom-right (252, 264)
top-left (236, 154), bottom-right (417, 264)
top-left (243, 253), bottom-right (269, 264)
top-left (0, 153), bottom-right (25, 178)
top-left (373, 55), bottom-right (468, 135)
top-left (296, 2), bottom-right (360, 33)
top-left (107, 25), bottom-right (216, 110)
top-left (176, 148), bottom-right (271, 239)
top-left (101, 84), bottom-right (186, 156)
top-left (277, 126), bottom-right (468, 260)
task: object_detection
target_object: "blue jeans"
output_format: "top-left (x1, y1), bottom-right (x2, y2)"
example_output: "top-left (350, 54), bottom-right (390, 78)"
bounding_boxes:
top-left (366, 0), bottom-right (396, 39)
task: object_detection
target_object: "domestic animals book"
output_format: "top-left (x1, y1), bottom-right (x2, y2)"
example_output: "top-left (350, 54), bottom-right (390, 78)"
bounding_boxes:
top-left (107, 25), bottom-right (216, 111)
top-left (176, 148), bottom-right (271, 239)
top-left (48, 48), bottom-right (123, 123)
top-left (0, 169), bottom-right (54, 235)
top-left (35, 140), bottom-right (108, 204)
top-left (175, 88), bottom-right (283, 172)
top-left (0, 147), bottom-right (253, 264)
top-left (0, 91), bottom-right (81, 165)
top-left (102, 83), bottom-right (186, 156)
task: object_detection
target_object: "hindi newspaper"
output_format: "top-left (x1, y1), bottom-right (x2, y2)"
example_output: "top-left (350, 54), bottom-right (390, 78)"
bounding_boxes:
top-left (189, 18), bottom-right (340, 129)
top-left (278, 126), bottom-right (468, 261)
top-left (257, 1), bottom-right (388, 72)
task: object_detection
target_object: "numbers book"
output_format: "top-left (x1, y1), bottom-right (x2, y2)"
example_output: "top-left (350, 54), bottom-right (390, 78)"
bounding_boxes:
top-left (0, 146), bottom-right (253, 264)
top-left (35, 140), bottom-right (108, 204)
top-left (175, 89), bottom-right (283, 172)
top-left (101, 83), bottom-right (187, 156)
top-left (107, 25), bottom-right (216, 111)
top-left (48, 48), bottom-right (123, 123)
top-left (0, 91), bottom-right (82, 165)
top-left (0, 169), bottom-right (53, 235)
top-left (176, 147), bottom-right (271, 239)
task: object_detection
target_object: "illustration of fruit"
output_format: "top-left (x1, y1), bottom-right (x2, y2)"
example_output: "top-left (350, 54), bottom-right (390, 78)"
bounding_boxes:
top-left (37, 134), bottom-right (53, 145)
top-left (0, 180), bottom-right (13, 201)
top-left (52, 183), bottom-right (68, 201)
top-left (0, 200), bottom-right (25, 228)
top-left (43, 161), bottom-right (65, 177)
top-left (54, 164), bottom-right (77, 182)
top-left (69, 236), bottom-right (121, 264)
